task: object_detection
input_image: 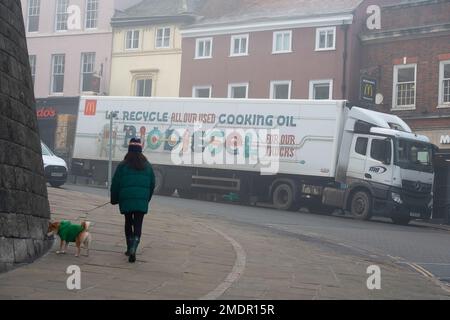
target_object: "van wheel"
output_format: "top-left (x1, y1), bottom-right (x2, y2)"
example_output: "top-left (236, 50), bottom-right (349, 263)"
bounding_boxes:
top-left (350, 191), bottom-right (372, 220)
top-left (272, 183), bottom-right (299, 211)
top-left (49, 181), bottom-right (65, 188)
top-left (392, 216), bottom-right (411, 225)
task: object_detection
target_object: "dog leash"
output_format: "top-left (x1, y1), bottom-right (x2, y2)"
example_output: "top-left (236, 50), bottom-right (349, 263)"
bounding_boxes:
top-left (78, 201), bottom-right (111, 220)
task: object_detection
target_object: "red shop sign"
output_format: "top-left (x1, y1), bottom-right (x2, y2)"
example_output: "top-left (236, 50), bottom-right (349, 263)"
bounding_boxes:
top-left (36, 107), bottom-right (56, 118)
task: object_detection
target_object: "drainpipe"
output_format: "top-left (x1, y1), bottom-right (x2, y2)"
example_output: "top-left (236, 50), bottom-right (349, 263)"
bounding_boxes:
top-left (341, 23), bottom-right (349, 100)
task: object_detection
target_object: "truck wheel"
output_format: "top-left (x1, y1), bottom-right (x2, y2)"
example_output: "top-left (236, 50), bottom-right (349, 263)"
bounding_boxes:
top-left (177, 189), bottom-right (196, 199)
top-left (153, 169), bottom-right (165, 195)
top-left (350, 191), bottom-right (372, 220)
top-left (391, 216), bottom-right (411, 225)
top-left (159, 188), bottom-right (175, 196)
top-left (272, 183), bottom-right (299, 211)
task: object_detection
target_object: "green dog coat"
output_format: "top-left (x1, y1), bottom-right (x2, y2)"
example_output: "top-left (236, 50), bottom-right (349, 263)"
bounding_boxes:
top-left (58, 221), bottom-right (84, 243)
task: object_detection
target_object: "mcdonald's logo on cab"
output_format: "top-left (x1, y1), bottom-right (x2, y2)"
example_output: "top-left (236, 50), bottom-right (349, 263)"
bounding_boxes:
top-left (84, 100), bottom-right (97, 116)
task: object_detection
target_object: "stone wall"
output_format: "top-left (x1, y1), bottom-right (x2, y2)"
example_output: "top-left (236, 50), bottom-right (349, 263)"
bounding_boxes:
top-left (0, 0), bottom-right (52, 272)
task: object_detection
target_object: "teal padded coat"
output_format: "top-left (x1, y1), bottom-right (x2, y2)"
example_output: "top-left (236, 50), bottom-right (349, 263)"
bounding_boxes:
top-left (110, 162), bottom-right (156, 214)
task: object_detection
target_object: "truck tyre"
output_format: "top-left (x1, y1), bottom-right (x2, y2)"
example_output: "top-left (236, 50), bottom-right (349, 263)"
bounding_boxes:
top-left (350, 191), bottom-right (372, 220)
top-left (391, 216), bottom-right (411, 225)
top-left (177, 189), bottom-right (196, 199)
top-left (272, 183), bottom-right (299, 211)
top-left (153, 168), bottom-right (165, 195)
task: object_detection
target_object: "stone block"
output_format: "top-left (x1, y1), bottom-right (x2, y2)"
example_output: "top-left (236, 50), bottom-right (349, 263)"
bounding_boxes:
top-left (16, 214), bottom-right (29, 238)
top-left (0, 237), bottom-right (14, 263)
top-left (13, 238), bottom-right (28, 263)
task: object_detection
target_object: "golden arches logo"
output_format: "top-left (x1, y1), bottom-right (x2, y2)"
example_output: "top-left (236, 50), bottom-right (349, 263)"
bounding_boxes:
top-left (364, 83), bottom-right (374, 97)
top-left (84, 100), bottom-right (97, 116)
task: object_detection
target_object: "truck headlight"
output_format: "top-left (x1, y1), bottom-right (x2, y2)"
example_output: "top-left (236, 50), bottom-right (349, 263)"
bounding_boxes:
top-left (391, 192), bottom-right (403, 204)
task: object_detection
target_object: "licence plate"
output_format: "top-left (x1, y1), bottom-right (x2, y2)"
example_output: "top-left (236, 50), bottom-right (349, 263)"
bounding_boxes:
top-left (51, 172), bottom-right (63, 177)
top-left (410, 212), bottom-right (421, 218)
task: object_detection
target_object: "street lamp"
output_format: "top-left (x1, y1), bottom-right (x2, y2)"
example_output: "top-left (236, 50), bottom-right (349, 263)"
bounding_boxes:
top-left (107, 111), bottom-right (118, 188)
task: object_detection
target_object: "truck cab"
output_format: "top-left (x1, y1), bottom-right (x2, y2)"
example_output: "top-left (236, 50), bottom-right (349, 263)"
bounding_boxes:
top-left (335, 107), bottom-right (435, 224)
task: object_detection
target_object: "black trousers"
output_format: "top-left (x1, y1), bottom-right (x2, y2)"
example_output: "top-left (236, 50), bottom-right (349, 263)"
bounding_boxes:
top-left (124, 212), bottom-right (145, 239)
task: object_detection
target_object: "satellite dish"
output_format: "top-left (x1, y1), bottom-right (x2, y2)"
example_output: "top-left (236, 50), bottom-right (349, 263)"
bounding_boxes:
top-left (375, 93), bottom-right (384, 105)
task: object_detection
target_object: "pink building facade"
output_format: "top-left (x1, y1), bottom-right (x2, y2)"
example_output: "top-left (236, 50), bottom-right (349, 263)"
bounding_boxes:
top-left (20, 0), bottom-right (139, 158)
top-left (21, 0), bottom-right (139, 98)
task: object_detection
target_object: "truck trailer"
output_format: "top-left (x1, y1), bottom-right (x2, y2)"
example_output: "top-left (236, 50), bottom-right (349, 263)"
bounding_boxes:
top-left (72, 96), bottom-right (435, 225)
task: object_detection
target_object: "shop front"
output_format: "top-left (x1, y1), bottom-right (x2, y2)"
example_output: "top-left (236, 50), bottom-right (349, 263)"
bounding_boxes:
top-left (35, 97), bottom-right (80, 165)
top-left (415, 129), bottom-right (450, 222)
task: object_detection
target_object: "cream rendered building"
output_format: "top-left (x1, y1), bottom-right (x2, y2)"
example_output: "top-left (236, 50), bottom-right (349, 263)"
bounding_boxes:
top-left (109, 0), bottom-right (204, 97)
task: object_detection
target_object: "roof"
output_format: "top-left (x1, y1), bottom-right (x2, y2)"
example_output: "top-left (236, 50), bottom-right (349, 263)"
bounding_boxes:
top-left (113, 0), bottom-right (207, 19)
top-left (192, 0), bottom-right (365, 27)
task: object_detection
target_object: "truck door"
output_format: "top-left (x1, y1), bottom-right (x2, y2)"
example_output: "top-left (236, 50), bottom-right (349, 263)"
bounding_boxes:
top-left (364, 137), bottom-right (394, 186)
top-left (347, 135), bottom-right (370, 181)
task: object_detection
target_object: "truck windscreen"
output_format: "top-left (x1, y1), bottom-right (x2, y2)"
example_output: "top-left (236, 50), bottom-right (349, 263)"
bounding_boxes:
top-left (394, 139), bottom-right (434, 173)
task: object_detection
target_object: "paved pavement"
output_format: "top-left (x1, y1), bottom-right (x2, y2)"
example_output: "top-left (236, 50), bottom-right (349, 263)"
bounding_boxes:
top-left (0, 187), bottom-right (449, 299)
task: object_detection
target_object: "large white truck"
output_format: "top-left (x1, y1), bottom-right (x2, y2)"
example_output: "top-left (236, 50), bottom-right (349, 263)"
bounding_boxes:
top-left (72, 96), bottom-right (435, 225)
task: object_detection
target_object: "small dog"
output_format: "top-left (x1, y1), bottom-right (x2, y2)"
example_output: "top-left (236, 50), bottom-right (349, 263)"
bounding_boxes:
top-left (47, 220), bottom-right (92, 257)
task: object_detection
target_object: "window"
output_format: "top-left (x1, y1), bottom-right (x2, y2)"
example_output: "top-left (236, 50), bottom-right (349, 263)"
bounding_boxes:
top-left (371, 139), bottom-right (391, 164)
top-left (193, 86), bottom-right (212, 98)
top-left (315, 27), bottom-right (336, 51)
top-left (309, 80), bottom-right (333, 100)
top-left (228, 83), bottom-right (248, 99)
top-left (195, 38), bottom-right (212, 59)
top-left (355, 137), bottom-right (368, 156)
top-left (136, 79), bottom-right (152, 97)
top-left (55, 0), bottom-right (69, 31)
top-left (439, 60), bottom-right (450, 107)
top-left (155, 27), bottom-right (171, 48)
top-left (270, 81), bottom-right (291, 99)
top-left (125, 30), bottom-right (140, 50)
top-left (51, 54), bottom-right (65, 94)
top-left (85, 0), bottom-right (98, 29)
top-left (273, 30), bottom-right (292, 54)
top-left (81, 52), bottom-right (95, 92)
top-left (27, 0), bottom-right (40, 32)
top-left (29, 55), bottom-right (36, 86)
top-left (393, 64), bottom-right (416, 110)
top-left (230, 34), bottom-right (248, 56)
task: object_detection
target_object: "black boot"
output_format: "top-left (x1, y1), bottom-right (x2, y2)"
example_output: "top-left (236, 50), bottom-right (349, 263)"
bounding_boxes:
top-left (128, 236), bottom-right (140, 263)
top-left (125, 237), bottom-right (132, 256)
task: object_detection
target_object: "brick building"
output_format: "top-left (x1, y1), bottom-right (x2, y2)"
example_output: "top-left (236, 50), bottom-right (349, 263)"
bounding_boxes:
top-left (358, 0), bottom-right (450, 219)
top-left (179, 0), bottom-right (368, 100)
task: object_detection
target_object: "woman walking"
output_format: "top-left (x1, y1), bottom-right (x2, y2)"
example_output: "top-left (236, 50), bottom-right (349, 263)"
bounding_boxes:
top-left (111, 138), bottom-right (155, 263)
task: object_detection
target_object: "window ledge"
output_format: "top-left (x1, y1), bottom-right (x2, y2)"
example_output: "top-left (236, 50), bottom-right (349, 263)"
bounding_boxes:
top-left (194, 56), bottom-right (212, 60)
top-left (391, 106), bottom-right (416, 111)
top-left (272, 50), bottom-right (293, 55)
top-left (315, 47), bottom-right (336, 52)
top-left (229, 53), bottom-right (249, 58)
top-left (437, 104), bottom-right (450, 109)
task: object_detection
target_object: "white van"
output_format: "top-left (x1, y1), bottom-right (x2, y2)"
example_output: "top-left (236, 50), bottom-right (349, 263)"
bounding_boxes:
top-left (41, 141), bottom-right (68, 187)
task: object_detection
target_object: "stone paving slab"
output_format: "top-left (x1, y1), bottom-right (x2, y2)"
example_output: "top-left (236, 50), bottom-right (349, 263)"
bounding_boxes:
top-left (0, 187), bottom-right (449, 300)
